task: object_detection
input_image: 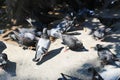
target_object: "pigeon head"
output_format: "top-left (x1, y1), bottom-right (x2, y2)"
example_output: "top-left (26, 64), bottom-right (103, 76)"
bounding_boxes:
top-left (41, 28), bottom-right (49, 39)
top-left (96, 44), bottom-right (103, 49)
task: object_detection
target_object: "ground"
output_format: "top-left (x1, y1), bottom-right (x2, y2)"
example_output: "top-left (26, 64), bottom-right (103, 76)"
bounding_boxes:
top-left (0, 10), bottom-right (120, 80)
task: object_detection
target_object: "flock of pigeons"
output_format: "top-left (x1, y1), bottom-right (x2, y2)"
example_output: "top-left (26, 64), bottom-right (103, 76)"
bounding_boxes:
top-left (6, 8), bottom-right (94, 62)
top-left (0, 8), bottom-right (119, 80)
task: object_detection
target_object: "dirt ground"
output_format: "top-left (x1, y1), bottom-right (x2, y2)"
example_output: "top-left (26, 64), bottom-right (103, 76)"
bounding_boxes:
top-left (0, 10), bottom-right (120, 80)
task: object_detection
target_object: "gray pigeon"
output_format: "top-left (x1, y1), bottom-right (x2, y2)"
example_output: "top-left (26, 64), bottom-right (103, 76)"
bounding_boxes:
top-left (56, 18), bottom-right (74, 33)
top-left (62, 35), bottom-right (84, 51)
top-left (0, 41), bottom-right (7, 53)
top-left (58, 32), bottom-right (86, 51)
top-left (93, 27), bottom-right (113, 40)
top-left (93, 27), bottom-right (105, 40)
top-left (33, 28), bottom-right (51, 62)
top-left (0, 41), bottom-right (8, 68)
top-left (0, 53), bottom-right (8, 68)
top-left (12, 31), bottom-right (37, 48)
top-left (96, 44), bottom-right (120, 66)
top-left (47, 14), bottom-right (75, 38)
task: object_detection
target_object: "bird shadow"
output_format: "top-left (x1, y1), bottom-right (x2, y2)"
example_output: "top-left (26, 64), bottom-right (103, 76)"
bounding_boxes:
top-left (76, 63), bottom-right (101, 80)
top-left (36, 47), bottom-right (64, 65)
top-left (4, 60), bottom-right (16, 76)
top-left (77, 63), bottom-right (94, 77)
top-left (66, 58), bottom-right (101, 80)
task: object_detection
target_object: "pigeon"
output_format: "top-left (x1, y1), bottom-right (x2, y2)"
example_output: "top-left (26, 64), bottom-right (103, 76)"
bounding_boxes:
top-left (33, 28), bottom-right (51, 62)
top-left (57, 32), bottom-right (86, 51)
top-left (12, 31), bottom-right (37, 49)
top-left (92, 27), bottom-right (113, 40)
top-left (0, 41), bottom-right (8, 68)
top-left (0, 41), bottom-right (7, 53)
top-left (93, 27), bottom-right (105, 40)
top-left (96, 44), bottom-right (120, 66)
top-left (62, 35), bottom-right (84, 51)
top-left (47, 12), bottom-right (77, 39)
top-left (0, 53), bottom-right (8, 68)
top-left (56, 13), bottom-right (75, 33)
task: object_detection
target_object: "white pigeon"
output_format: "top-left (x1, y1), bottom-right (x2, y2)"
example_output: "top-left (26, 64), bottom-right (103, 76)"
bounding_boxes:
top-left (33, 28), bottom-right (51, 62)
